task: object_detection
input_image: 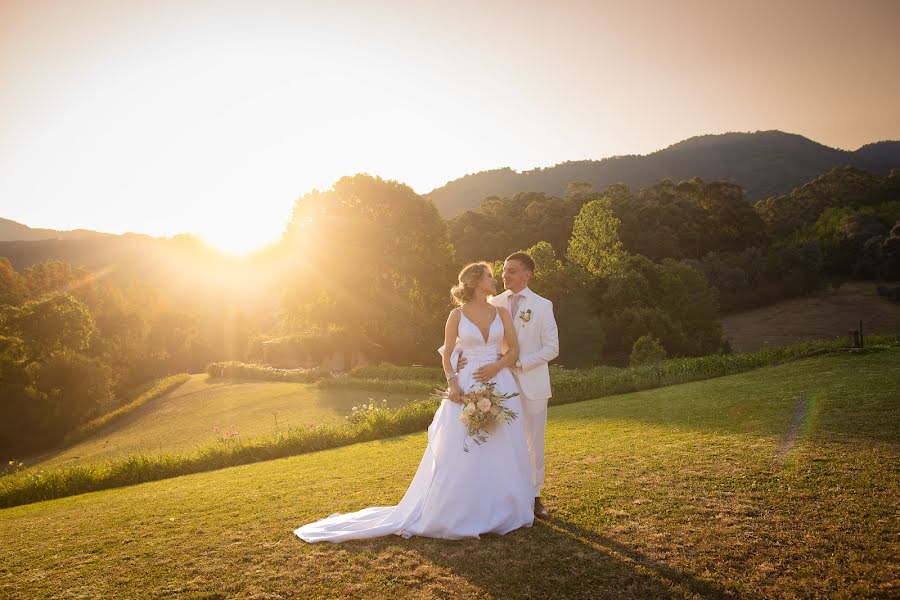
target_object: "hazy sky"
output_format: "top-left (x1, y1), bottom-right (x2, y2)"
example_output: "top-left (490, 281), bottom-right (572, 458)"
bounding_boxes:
top-left (1, 0), bottom-right (898, 252)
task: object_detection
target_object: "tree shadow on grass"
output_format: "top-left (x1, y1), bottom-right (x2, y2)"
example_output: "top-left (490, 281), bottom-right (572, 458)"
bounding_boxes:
top-left (326, 518), bottom-right (736, 599)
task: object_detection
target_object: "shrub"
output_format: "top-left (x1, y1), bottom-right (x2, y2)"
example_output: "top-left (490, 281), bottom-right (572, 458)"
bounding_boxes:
top-left (206, 361), bottom-right (321, 383)
top-left (629, 334), bottom-right (667, 367)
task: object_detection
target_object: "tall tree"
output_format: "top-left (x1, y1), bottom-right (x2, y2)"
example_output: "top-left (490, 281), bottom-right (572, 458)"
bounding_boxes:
top-left (567, 198), bottom-right (627, 278)
top-left (0, 258), bottom-right (26, 306)
top-left (282, 174), bottom-right (456, 363)
top-left (1, 292), bottom-right (95, 364)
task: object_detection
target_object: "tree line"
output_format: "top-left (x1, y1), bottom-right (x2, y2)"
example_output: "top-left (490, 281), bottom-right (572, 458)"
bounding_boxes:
top-left (0, 260), bottom-right (220, 455)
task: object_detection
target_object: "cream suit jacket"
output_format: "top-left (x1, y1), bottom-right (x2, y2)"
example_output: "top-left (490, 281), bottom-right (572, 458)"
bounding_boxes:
top-left (490, 287), bottom-right (559, 400)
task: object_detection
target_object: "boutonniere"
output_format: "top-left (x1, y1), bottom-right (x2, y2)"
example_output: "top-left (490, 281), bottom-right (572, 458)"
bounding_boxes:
top-left (518, 309), bottom-right (532, 323)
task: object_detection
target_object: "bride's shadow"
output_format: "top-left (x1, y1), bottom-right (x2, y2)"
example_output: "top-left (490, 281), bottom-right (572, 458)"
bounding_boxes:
top-left (330, 518), bottom-right (736, 599)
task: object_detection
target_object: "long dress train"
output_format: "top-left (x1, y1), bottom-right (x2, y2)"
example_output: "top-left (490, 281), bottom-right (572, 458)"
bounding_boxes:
top-left (294, 308), bottom-right (534, 542)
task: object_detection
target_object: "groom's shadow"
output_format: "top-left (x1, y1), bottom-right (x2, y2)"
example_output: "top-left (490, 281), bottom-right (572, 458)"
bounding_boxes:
top-left (333, 517), bottom-right (736, 599)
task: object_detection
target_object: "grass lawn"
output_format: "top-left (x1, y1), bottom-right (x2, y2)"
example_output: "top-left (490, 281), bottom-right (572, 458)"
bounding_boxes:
top-left (2, 350), bottom-right (897, 598)
top-left (30, 374), bottom-right (421, 469)
top-left (721, 281), bottom-right (900, 352)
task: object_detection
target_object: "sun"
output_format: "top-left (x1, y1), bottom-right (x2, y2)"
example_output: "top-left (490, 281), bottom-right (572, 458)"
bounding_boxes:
top-left (198, 225), bottom-right (282, 256)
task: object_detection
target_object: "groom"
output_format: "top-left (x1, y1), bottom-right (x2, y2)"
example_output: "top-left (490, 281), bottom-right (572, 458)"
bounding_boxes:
top-left (458, 252), bottom-right (559, 520)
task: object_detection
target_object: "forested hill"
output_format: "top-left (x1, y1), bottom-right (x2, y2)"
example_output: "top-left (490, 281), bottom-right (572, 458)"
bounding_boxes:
top-left (426, 130), bottom-right (900, 217)
top-left (0, 217), bottom-right (115, 242)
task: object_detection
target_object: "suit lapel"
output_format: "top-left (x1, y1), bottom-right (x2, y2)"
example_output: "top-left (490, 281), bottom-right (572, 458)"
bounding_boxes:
top-left (514, 292), bottom-right (533, 336)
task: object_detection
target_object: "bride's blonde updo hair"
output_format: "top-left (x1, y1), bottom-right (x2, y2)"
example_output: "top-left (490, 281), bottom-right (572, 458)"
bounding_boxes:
top-left (450, 261), bottom-right (492, 306)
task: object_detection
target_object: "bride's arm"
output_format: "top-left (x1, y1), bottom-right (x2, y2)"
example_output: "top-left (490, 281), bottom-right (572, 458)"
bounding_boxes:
top-left (443, 309), bottom-right (463, 403)
top-left (473, 308), bottom-right (519, 383)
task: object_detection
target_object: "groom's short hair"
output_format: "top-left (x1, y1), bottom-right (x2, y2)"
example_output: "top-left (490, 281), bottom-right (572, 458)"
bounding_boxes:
top-left (505, 252), bottom-right (535, 273)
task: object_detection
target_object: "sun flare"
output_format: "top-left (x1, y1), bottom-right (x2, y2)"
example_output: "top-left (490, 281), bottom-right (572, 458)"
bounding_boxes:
top-left (197, 224), bottom-right (282, 256)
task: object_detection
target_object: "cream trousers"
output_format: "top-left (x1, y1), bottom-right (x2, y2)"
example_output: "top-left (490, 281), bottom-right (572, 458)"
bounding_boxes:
top-left (519, 394), bottom-right (548, 497)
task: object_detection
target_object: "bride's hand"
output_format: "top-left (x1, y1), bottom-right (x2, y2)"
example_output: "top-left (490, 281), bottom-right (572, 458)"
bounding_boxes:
top-left (448, 379), bottom-right (463, 403)
top-left (473, 363), bottom-right (500, 383)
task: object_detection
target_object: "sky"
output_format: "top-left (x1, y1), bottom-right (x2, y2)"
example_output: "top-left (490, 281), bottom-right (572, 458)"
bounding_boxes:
top-left (1, 0), bottom-right (899, 253)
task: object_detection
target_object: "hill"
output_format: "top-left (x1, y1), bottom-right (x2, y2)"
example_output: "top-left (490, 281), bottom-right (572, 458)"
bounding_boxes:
top-left (721, 281), bottom-right (900, 352)
top-left (2, 350), bottom-right (897, 598)
top-left (427, 130), bottom-right (900, 217)
top-left (29, 374), bottom-right (422, 469)
top-left (0, 217), bottom-right (116, 242)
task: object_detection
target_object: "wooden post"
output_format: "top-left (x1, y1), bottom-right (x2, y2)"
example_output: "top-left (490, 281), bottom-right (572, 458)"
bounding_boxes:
top-left (859, 319), bottom-right (864, 348)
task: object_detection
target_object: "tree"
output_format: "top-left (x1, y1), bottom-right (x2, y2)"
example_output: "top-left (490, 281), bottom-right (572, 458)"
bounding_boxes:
top-left (0, 293), bottom-right (113, 454)
top-left (30, 351), bottom-right (114, 442)
top-left (0, 258), bottom-right (26, 306)
top-left (0, 334), bottom-right (39, 454)
top-left (754, 166), bottom-right (900, 239)
top-left (882, 221), bottom-right (900, 280)
top-left (590, 254), bottom-right (723, 364)
top-left (447, 190), bottom-right (593, 263)
top-left (658, 259), bottom-right (722, 355)
top-left (519, 241), bottom-right (604, 367)
top-left (282, 174), bottom-right (456, 363)
top-left (567, 198), bottom-right (627, 278)
top-left (1, 292), bottom-right (95, 363)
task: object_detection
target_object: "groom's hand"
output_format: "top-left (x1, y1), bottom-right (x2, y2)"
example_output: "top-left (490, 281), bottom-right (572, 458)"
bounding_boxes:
top-left (456, 352), bottom-right (468, 372)
top-left (473, 363), bottom-right (499, 383)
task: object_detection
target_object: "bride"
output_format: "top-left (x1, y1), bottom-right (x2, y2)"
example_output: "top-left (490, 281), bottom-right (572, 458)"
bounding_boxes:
top-left (294, 261), bottom-right (534, 542)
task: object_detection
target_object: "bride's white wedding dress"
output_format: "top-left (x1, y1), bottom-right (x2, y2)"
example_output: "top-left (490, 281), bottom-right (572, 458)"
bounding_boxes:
top-left (294, 307), bottom-right (534, 542)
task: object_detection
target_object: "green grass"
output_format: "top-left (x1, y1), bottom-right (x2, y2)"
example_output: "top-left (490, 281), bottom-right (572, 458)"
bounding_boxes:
top-left (1, 350), bottom-right (897, 598)
top-left (549, 333), bottom-right (898, 406)
top-left (9, 335), bottom-right (897, 506)
top-left (347, 364), bottom-right (445, 382)
top-left (27, 374), bottom-right (422, 469)
top-left (0, 398), bottom-right (440, 509)
top-left (60, 374), bottom-right (191, 449)
top-left (337, 334), bottom-right (900, 407)
top-left (317, 375), bottom-right (438, 394)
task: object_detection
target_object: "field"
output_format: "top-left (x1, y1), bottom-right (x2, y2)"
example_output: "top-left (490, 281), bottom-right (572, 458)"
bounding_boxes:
top-left (2, 349), bottom-right (897, 599)
top-left (721, 281), bottom-right (900, 352)
top-left (28, 374), bottom-right (420, 469)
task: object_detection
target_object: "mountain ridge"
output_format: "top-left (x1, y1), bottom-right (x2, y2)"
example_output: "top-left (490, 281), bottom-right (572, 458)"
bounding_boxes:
top-left (0, 217), bottom-right (122, 242)
top-left (4, 130), bottom-right (900, 236)
top-left (426, 130), bottom-right (900, 217)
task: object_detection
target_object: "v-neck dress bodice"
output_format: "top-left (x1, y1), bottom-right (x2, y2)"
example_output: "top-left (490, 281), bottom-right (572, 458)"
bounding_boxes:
top-left (457, 308), bottom-right (503, 365)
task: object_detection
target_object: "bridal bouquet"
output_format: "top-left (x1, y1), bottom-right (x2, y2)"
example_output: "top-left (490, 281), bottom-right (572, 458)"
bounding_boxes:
top-left (455, 382), bottom-right (519, 452)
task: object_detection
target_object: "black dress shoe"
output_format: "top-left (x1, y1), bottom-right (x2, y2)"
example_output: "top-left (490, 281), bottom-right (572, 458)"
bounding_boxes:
top-left (534, 497), bottom-right (551, 520)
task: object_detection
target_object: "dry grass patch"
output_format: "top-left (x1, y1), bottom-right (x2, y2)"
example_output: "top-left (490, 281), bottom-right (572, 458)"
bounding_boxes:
top-left (722, 281), bottom-right (900, 352)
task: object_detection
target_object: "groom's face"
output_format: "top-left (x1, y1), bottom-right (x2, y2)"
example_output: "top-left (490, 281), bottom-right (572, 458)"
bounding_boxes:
top-left (502, 259), bottom-right (531, 293)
